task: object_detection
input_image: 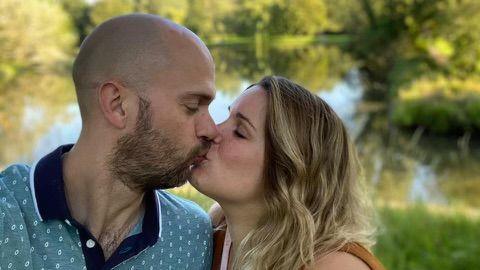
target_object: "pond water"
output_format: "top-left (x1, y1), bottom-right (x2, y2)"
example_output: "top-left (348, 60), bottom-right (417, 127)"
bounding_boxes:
top-left (1, 43), bottom-right (479, 209)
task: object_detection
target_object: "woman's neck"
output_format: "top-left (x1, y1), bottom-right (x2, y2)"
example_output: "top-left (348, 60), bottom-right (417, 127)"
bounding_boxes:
top-left (220, 201), bottom-right (265, 268)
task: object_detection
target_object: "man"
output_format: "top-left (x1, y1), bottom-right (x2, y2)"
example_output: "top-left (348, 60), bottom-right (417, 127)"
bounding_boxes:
top-left (0, 14), bottom-right (219, 269)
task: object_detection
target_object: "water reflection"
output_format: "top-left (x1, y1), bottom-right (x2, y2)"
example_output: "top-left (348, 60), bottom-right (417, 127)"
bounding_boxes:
top-left (409, 165), bottom-right (447, 205)
top-left (0, 72), bottom-right (76, 165)
top-left (1, 43), bottom-right (479, 209)
top-left (211, 43), bottom-right (353, 93)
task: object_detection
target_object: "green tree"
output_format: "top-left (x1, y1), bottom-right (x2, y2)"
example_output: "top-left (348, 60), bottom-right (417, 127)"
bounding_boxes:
top-left (184, 0), bottom-right (235, 39)
top-left (334, 0), bottom-right (480, 133)
top-left (223, 0), bottom-right (274, 36)
top-left (90, 0), bottom-right (188, 27)
top-left (224, 0), bottom-right (329, 36)
top-left (90, 0), bottom-right (136, 26)
top-left (267, 0), bottom-right (328, 35)
top-left (59, 0), bottom-right (93, 45)
top-left (345, 0), bottom-right (480, 90)
top-left (0, 0), bottom-right (76, 83)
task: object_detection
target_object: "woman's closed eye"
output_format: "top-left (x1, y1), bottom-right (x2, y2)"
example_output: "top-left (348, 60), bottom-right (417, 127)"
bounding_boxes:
top-left (234, 129), bottom-right (246, 139)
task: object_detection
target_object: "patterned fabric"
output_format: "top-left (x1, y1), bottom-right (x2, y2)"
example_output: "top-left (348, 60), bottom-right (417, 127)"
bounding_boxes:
top-left (0, 161), bottom-right (213, 269)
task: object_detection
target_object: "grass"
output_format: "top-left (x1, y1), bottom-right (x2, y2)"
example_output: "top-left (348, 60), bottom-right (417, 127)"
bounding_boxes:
top-left (375, 205), bottom-right (480, 270)
top-left (169, 185), bottom-right (480, 270)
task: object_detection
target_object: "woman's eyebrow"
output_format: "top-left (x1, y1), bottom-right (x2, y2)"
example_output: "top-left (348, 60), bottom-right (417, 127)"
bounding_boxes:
top-left (237, 112), bottom-right (256, 131)
top-left (228, 106), bottom-right (256, 131)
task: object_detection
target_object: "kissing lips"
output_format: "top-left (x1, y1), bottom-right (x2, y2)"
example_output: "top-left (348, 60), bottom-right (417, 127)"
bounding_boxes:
top-left (190, 149), bottom-right (209, 170)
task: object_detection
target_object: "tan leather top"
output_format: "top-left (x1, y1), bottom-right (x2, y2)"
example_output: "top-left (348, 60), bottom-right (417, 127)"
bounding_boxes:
top-left (212, 229), bottom-right (386, 270)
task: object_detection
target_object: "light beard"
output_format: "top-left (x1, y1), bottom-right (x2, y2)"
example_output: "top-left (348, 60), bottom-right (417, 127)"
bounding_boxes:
top-left (107, 95), bottom-right (210, 191)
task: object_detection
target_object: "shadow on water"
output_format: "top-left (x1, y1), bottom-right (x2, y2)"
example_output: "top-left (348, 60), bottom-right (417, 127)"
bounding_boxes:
top-left (1, 43), bottom-right (479, 209)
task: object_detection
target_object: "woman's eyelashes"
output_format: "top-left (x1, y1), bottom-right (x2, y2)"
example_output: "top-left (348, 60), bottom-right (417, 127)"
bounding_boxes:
top-left (234, 130), bottom-right (246, 139)
top-left (233, 124), bottom-right (249, 139)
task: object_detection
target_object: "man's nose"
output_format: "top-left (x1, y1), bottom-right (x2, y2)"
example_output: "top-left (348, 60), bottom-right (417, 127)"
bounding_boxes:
top-left (196, 113), bottom-right (221, 143)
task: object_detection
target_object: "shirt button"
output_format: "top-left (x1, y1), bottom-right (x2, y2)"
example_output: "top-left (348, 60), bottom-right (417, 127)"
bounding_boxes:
top-left (86, 239), bottom-right (95, 248)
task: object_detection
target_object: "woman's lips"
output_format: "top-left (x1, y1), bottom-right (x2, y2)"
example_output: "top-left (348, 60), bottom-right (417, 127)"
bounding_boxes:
top-left (192, 156), bottom-right (207, 164)
top-left (190, 155), bottom-right (208, 170)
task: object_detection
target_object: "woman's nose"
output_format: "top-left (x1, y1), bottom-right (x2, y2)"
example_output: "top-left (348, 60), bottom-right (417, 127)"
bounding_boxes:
top-left (213, 122), bottom-right (229, 143)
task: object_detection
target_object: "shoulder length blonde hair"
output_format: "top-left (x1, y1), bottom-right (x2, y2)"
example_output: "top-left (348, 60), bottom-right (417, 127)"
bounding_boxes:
top-left (232, 76), bottom-right (376, 270)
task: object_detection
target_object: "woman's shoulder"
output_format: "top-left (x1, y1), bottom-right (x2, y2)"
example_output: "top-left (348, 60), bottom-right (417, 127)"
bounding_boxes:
top-left (311, 251), bottom-right (371, 270)
top-left (311, 243), bottom-right (385, 270)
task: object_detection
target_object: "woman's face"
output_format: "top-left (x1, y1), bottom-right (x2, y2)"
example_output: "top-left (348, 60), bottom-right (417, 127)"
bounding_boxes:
top-left (189, 85), bottom-right (267, 205)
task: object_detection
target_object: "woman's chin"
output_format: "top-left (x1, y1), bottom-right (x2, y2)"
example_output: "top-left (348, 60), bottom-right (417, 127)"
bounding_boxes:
top-left (188, 166), bottom-right (219, 199)
top-left (188, 163), bottom-right (208, 186)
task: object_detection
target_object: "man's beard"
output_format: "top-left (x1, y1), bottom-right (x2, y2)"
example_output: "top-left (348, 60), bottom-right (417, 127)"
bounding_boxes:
top-left (107, 95), bottom-right (210, 191)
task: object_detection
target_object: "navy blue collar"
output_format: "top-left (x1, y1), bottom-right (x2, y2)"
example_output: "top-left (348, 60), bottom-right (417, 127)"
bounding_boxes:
top-left (29, 143), bottom-right (161, 242)
top-left (30, 144), bottom-right (73, 221)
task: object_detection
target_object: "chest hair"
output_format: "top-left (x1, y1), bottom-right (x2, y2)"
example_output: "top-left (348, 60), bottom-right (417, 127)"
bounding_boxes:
top-left (98, 222), bottom-right (136, 260)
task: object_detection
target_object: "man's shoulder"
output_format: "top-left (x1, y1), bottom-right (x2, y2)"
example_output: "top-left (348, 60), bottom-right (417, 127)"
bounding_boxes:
top-left (0, 163), bottom-right (31, 194)
top-left (0, 164), bottom-right (33, 236)
top-left (155, 190), bottom-right (211, 224)
top-left (0, 164), bottom-right (38, 223)
top-left (1, 164), bottom-right (30, 181)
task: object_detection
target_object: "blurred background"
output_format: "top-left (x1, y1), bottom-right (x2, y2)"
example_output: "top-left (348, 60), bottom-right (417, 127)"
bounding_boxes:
top-left (1, 0), bottom-right (479, 269)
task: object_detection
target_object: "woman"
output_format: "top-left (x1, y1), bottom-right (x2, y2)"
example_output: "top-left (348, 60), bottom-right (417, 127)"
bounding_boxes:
top-left (189, 76), bottom-right (385, 270)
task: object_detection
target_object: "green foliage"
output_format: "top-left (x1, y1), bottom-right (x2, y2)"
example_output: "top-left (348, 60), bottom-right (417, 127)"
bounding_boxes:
top-left (222, 0), bottom-right (275, 36)
top-left (345, 0), bottom-right (480, 100)
top-left (62, 0), bottom-right (332, 42)
top-left (136, 0), bottom-right (189, 24)
top-left (90, 0), bottom-right (136, 26)
top-left (223, 0), bottom-right (329, 37)
top-left (376, 205), bottom-right (480, 270)
top-left (267, 0), bottom-right (328, 35)
top-left (90, 0), bottom-right (188, 27)
top-left (169, 184), bottom-right (214, 211)
top-left (324, 0), bottom-right (365, 32)
top-left (184, 0), bottom-right (235, 39)
top-left (393, 76), bottom-right (480, 134)
top-left (59, 0), bottom-right (93, 45)
top-left (0, 0), bottom-right (76, 82)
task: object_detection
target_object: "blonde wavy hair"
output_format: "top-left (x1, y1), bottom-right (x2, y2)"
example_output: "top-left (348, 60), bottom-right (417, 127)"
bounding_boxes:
top-left (229, 76), bottom-right (376, 270)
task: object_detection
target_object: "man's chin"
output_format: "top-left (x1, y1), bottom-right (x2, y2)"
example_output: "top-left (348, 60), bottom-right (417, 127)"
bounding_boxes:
top-left (150, 170), bottom-right (191, 190)
top-left (142, 180), bottom-right (186, 191)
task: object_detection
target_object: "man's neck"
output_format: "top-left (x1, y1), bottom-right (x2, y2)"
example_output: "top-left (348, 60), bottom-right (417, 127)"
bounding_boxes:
top-left (62, 140), bottom-right (145, 259)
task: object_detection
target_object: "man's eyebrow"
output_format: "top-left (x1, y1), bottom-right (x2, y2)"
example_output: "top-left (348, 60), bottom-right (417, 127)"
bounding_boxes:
top-left (228, 106), bottom-right (256, 131)
top-left (181, 91), bottom-right (214, 102)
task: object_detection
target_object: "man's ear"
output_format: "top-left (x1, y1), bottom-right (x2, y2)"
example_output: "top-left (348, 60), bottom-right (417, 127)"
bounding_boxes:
top-left (98, 82), bottom-right (127, 129)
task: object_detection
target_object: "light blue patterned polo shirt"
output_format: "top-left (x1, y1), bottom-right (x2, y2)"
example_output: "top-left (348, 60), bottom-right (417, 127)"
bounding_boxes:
top-left (0, 145), bottom-right (213, 270)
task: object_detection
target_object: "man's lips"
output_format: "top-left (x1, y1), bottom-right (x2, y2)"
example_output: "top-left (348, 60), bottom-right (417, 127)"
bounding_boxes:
top-left (190, 149), bottom-right (209, 167)
top-left (192, 155), bottom-right (207, 164)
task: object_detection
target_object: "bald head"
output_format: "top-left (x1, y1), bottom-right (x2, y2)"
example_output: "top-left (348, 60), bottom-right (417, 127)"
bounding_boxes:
top-left (72, 13), bottom-right (213, 119)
